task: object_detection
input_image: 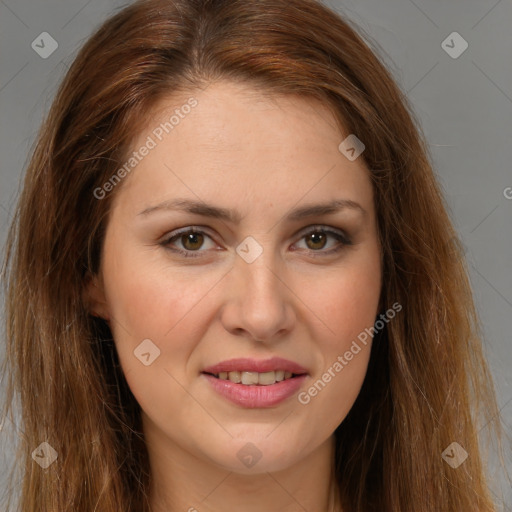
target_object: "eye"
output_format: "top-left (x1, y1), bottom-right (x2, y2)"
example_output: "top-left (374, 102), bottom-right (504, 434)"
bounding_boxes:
top-left (161, 227), bottom-right (218, 257)
top-left (292, 226), bottom-right (352, 255)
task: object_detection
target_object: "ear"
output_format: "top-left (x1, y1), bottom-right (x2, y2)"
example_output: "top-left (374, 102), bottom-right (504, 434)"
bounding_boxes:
top-left (82, 272), bottom-right (110, 321)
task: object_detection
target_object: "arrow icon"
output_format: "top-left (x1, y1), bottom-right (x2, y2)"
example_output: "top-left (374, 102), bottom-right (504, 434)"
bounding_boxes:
top-left (441, 441), bottom-right (468, 468)
top-left (31, 442), bottom-right (58, 468)
top-left (338, 134), bottom-right (365, 161)
top-left (31, 32), bottom-right (58, 59)
top-left (237, 442), bottom-right (263, 468)
top-left (441, 32), bottom-right (468, 59)
top-left (134, 339), bottom-right (161, 365)
top-left (236, 236), bottom-right (263, 263)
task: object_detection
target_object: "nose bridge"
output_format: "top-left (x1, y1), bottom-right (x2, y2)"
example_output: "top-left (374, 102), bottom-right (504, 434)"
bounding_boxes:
top-left (236, 234), bottom-right (284, 306)
top-left (245, 256), bottom-right (279, 298)
top-left (222, 234), bottom-right (294, 340)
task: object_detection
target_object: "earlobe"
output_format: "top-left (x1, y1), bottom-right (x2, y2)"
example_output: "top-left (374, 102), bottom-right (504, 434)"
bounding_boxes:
top-left (82, 272), bottom-right (110, 321)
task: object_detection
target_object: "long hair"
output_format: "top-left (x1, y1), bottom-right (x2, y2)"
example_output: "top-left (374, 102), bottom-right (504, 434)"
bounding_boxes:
top-left (1, 0), bottom-right (505, 510)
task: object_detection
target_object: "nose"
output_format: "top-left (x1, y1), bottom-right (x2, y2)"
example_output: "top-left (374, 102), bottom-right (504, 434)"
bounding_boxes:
top-left (219, 246), bottom-right (296, 343)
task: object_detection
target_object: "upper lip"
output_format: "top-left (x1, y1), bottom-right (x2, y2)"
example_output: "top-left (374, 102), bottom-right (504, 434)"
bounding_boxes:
top-left (202, 357), bottom-right (309, 375)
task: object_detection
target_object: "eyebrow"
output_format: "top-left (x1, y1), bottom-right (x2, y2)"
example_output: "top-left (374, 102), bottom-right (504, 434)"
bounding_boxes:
top-left (137, 197), bottom-right (367, 222)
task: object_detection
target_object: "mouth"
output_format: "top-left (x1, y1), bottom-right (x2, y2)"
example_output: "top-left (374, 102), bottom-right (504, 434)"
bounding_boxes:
top-left (201, 370), bottom-right (306, 386)
top-left (202, 356), bottom-right (309, 381)
top-left (201, 369), bottom-right (308, 408)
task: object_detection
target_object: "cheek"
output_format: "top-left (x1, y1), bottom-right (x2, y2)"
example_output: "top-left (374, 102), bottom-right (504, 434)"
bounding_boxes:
top-left (102, 238), bottom-right (221, 336)
top-left (306, 253), bottom-right (381, 347)
top-left (297, 274), bottom-right (378, 433)
top-left (301, 348), bottom-right (370, 436)
top-left (295, 253), bottom-right (380, 426)
top-left (101, 260), bottom-right (218, 420)
top-left (100, 240), bottom-right (226, 386)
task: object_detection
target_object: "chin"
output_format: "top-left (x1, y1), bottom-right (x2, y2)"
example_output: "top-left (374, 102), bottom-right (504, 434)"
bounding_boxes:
top-left (203, 434), bottom-right (303, 475)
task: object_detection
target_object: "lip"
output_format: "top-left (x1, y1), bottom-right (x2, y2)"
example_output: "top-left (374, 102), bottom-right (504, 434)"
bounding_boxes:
top-left (202, 373), bottom-right (308, 408)
top-left (202, 357), bottom-right (308, 375)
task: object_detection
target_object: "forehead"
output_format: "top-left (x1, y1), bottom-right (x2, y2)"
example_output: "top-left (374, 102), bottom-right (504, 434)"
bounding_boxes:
top-left (143, 82), bottom-right (341, 150)
top-left (110, 80), bottom-right (374, 218)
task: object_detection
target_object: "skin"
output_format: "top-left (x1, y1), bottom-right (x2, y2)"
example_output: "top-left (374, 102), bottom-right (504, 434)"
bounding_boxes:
top-left (84, 80), bottom-right (382, 512)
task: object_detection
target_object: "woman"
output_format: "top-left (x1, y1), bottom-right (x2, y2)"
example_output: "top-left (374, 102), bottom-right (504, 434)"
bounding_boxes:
top-left (1, 0), bottom-right (505, 510)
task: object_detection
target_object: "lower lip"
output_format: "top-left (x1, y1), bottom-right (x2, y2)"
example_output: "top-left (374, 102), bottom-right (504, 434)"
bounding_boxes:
top-left (201, 373), bottom-right (308, 408)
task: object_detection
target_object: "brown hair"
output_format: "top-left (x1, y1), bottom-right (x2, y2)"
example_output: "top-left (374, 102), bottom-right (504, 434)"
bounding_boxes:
top-left (1, 0), bottom-right (506, 510)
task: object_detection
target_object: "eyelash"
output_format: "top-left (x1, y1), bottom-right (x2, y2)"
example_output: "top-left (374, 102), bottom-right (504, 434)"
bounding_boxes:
top-left (160, 225), bottom-right (353, 259)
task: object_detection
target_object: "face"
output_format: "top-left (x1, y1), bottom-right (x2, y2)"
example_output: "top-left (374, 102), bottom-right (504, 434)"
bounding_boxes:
top-left (85, 80), bottom-right (382, 475)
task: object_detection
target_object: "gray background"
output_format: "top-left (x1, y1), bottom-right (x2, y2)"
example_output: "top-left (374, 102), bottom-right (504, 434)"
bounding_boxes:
top-left (0, 0), bottom-right (511, 509)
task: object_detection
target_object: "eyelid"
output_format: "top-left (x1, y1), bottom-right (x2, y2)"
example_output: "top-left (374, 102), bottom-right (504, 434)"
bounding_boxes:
top-left (296, 224), bottom-right (350, 242)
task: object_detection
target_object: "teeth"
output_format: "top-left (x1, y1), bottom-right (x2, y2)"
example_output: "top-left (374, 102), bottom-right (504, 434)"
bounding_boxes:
top-left (241, 371), bottom-right (259, 385)
top-left (214, 370), bottom-right (296, 385)
top-left (275, 370), bottom-right (285, 382)
top-left (227, 371), bottom-right (241, 383)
